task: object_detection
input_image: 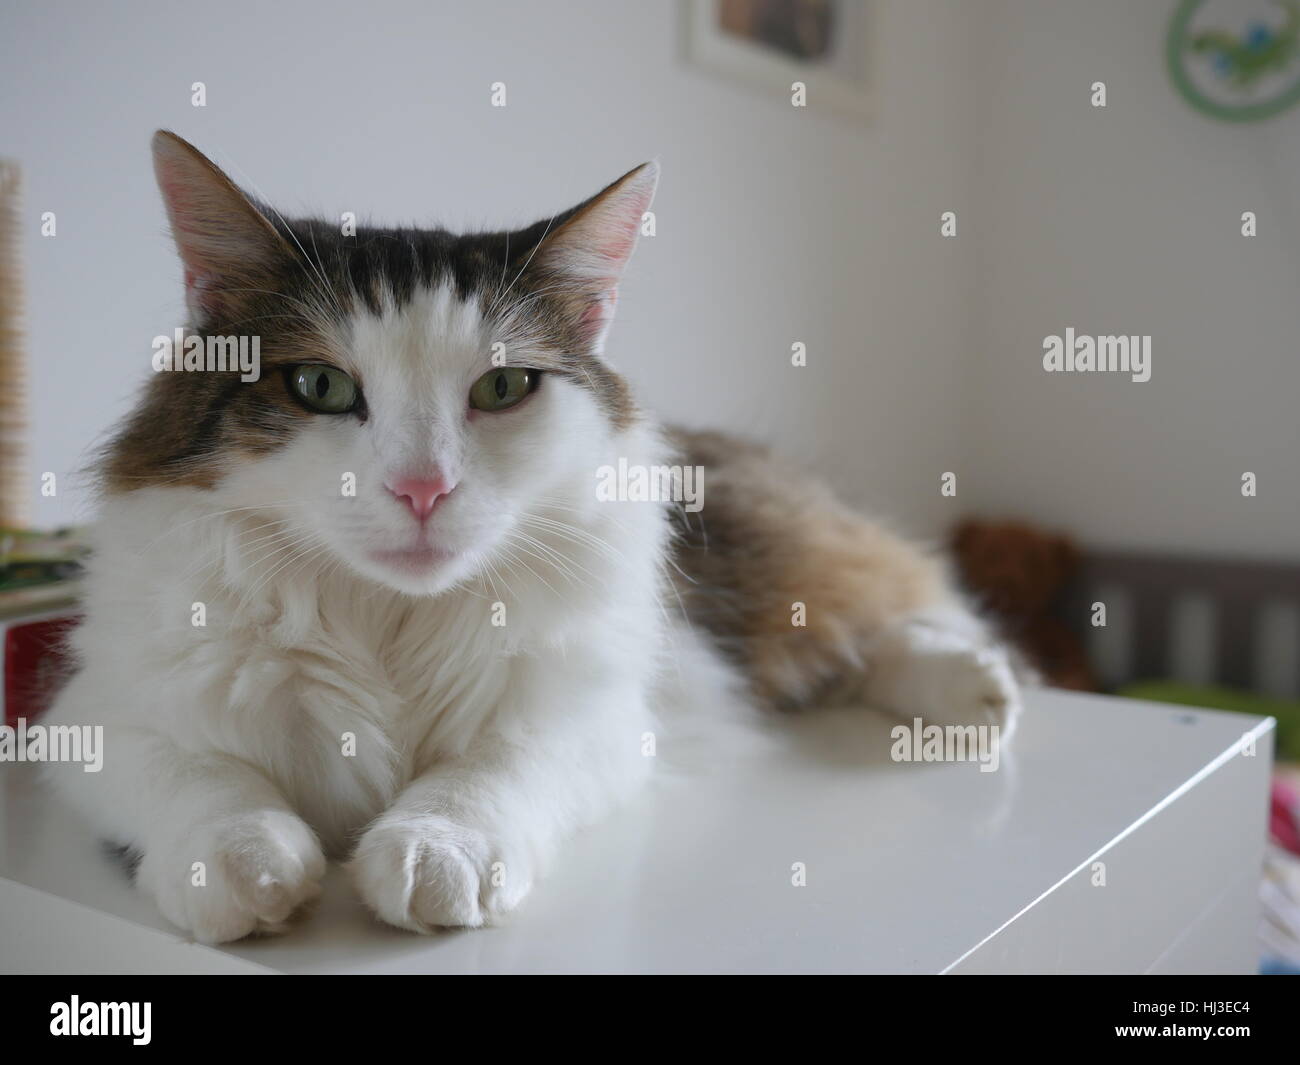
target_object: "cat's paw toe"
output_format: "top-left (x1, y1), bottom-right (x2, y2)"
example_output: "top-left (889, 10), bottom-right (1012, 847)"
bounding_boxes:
top-left (931, 643), bottom-right (1022, 733)
top-left (893, 626), bottom-right (1022, 736)
top-left (350, 815), bottom-right (528, 933)
top-left (140, 810), bottom-right (325, 944)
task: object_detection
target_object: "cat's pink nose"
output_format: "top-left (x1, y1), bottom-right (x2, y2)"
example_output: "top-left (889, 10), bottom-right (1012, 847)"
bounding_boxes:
top-left (386, 475), bottom-right (454, 521)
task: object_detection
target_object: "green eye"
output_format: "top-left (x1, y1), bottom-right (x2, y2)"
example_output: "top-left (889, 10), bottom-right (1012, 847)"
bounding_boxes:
top-left (469, 367), bottom-right (537, 412)
top-left (289, 365), bottom-right (359, 414)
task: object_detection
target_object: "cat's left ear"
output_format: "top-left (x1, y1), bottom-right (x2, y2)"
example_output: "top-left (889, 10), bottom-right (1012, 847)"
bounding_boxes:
top-left (525, 161), bottom-right (659, 353)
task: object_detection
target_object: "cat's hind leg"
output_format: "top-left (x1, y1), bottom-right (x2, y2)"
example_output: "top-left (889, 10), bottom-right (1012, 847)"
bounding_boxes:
top-left (861, 602), bottom-right (1023, 740)
top-left (667, 430), bottom-right (1025, 735)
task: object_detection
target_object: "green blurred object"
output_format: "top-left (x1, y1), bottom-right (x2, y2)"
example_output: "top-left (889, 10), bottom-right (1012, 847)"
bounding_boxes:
top-left (1119, 680), bottom-right (1300, 761)
top-left (1167, 0), bottom-right (1300, 122)
top-left (0, 526), bottom-right (91, 591)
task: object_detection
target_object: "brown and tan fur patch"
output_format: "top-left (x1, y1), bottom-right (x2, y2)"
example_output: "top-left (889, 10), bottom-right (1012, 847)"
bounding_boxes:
top-left (668, 429), bottom-right (952, 711)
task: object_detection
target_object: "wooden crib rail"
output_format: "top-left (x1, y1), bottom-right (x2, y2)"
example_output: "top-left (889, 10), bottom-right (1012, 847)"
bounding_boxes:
top-left (1057, 551), bottom-right (1300, 692)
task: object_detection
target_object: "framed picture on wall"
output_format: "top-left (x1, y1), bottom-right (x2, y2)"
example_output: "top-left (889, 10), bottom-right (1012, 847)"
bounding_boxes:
top-left (684, 0), bottom-right (873, 121)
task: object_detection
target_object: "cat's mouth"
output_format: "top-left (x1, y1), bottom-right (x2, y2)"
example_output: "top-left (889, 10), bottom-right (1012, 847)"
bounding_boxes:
top-left (368, 545), bottom-right (454, 574)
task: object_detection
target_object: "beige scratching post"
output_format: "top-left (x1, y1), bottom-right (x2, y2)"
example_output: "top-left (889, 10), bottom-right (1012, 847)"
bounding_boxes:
top-left (0, 160), bottom-right (27, 528)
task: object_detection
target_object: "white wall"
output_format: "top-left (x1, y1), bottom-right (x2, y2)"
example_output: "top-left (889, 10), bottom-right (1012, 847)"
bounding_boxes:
top-left (966, 0), bottom-right (1300, 560)
top-left (7, 1), bottom-right (1293, 561)
top-left (2, 0), bottom-right (979, 539)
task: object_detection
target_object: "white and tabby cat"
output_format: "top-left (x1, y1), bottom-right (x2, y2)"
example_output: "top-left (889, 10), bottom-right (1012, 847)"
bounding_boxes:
top-left (43, 132), bottom-right (1022, 943)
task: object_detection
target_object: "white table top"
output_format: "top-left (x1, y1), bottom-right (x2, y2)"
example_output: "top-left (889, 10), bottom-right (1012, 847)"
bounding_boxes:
top-left (0, 689), bottom-right (1271, 974)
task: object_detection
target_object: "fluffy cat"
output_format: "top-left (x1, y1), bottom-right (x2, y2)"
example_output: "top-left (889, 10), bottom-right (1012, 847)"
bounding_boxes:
top-left (42, 132), bottom-right (1022, 943)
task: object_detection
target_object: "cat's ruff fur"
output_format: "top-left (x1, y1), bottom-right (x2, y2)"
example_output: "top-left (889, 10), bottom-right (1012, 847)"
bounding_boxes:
top-left (44, 133), bottom-right (1022, 943)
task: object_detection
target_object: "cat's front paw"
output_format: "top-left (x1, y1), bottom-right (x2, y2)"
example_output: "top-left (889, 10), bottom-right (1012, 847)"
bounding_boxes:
top-left (137, 809), bottom-right (325, 944)
top-left (349, 814), bottom-right (530, 932)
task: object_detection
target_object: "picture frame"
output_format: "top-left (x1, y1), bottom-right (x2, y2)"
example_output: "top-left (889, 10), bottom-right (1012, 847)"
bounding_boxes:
top-left (684, 0), bottom-right (874, 121)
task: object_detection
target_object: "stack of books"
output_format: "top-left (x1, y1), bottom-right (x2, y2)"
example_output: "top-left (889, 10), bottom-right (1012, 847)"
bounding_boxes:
top-left (0, 526), bottom-right (88, 728)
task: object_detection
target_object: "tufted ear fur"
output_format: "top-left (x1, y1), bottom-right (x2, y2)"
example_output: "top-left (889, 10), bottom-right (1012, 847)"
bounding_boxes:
top-left (152, 130), bottom-right (295, 325)
top-left (524, 161), bottom-right (658, 353)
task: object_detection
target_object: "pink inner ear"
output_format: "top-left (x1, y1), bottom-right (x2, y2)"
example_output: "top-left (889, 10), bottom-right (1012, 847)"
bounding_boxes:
top-left (157, 175), bottom-right (199, 237)
top-left (184, 270), bottom-right (221, 319)
top-left (595, 228), bottom-right (637, 265)
top-left (157, 174), bottom-right (186, 208)
top-left (578, 288), bottom-right (618, 342)
top-left (157, 168), bottom-right (226, 316)
top-left (158, 173), bottom-right (207, 267)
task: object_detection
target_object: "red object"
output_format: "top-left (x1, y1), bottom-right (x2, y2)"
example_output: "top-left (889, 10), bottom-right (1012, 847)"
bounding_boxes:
top-left (1272, 779), bottom-right (1300, 858)
top-left (2, 614), bottom-right (80, 728)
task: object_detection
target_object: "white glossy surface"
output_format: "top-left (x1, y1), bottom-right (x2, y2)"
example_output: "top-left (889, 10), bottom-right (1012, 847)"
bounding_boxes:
top-left (0, 880), bottom-right (272, 975)
top-left (0, 689), bottom-right (1273, 973)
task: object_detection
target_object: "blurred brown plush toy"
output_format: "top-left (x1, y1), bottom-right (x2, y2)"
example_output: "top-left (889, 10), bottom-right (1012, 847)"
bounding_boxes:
top-left (950, 519), bottom-right (1096, 691)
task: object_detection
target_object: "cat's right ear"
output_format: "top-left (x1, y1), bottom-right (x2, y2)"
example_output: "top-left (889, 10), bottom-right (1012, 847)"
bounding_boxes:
top-left (151, 130), bottom-right (293, 324)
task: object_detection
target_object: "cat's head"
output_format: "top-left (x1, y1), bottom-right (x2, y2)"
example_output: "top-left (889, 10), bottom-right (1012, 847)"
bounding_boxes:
top-left (105, 131), bottom-right (657, 596)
